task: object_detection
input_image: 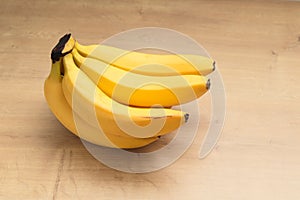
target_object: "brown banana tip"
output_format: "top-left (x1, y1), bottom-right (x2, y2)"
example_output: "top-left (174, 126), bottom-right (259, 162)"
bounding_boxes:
top-left (184, 113), bottom-right (189, 123)
top-left (51, 33), bottom-right (72, 63)
top-left (206, 79), bottom-right (211, 90)
top-left (212, 61), bottom-right (216, 71)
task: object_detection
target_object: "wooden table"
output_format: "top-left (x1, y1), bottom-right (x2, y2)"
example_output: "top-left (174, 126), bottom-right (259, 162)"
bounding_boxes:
top-left (1, 1), bottom-right (300, 199)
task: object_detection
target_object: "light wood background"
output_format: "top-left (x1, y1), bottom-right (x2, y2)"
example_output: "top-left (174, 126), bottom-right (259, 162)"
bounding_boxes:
top-left (1, 1), bottom-right (300, 199)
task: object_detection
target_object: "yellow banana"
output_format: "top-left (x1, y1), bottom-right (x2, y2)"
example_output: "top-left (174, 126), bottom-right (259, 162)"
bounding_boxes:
top-left (74, 41), bottom-right (215, 76)
top-left (72, 48), bottom-right (210, 107)
top-left (44, 57), bottom-right (158, 148)
top-left (61, 53), bottom-right (188, 139)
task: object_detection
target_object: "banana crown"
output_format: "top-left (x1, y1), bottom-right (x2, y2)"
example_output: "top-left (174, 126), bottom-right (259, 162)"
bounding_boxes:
top-left (51, 33), bottom-right (74, 63)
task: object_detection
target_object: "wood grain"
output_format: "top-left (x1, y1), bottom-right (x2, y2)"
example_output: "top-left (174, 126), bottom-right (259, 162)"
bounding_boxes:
top-left (0, 0), bottom-right (300, 199)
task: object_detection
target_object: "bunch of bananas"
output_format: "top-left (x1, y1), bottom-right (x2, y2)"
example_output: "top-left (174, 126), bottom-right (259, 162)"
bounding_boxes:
top-left (44, 34), bottom-right (215, 149)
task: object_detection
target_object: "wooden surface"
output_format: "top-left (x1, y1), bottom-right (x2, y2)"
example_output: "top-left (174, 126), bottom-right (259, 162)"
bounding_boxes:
top-left (1, 1), bottom-right (300, 199)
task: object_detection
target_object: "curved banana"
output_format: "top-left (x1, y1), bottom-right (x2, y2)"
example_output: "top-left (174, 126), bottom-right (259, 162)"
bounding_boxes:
top-left (74, 41), bottom-right (215, 76)
top-left (61, 53), bottom-right (188, 139)
top-left (72, 48), bottom-right (210, 107)
top-left (44, 58), bottom-right (158, 148)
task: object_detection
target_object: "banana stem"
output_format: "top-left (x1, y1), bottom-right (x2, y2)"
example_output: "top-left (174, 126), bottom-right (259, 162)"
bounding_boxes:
top-left (51, 33), bottom-right (74, 63)
top-left (49, 33), bottom-right (76, 79)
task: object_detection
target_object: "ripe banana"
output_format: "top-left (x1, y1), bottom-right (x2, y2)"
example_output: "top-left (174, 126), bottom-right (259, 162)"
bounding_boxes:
top-left (44, 57), bottom-right (158, 148)
top-left (61, 52), bottom-right (188, 139)
top-left (72, 48), bottom-right (210, 107)
top-left (74, 40), bottom-right (215, 76)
